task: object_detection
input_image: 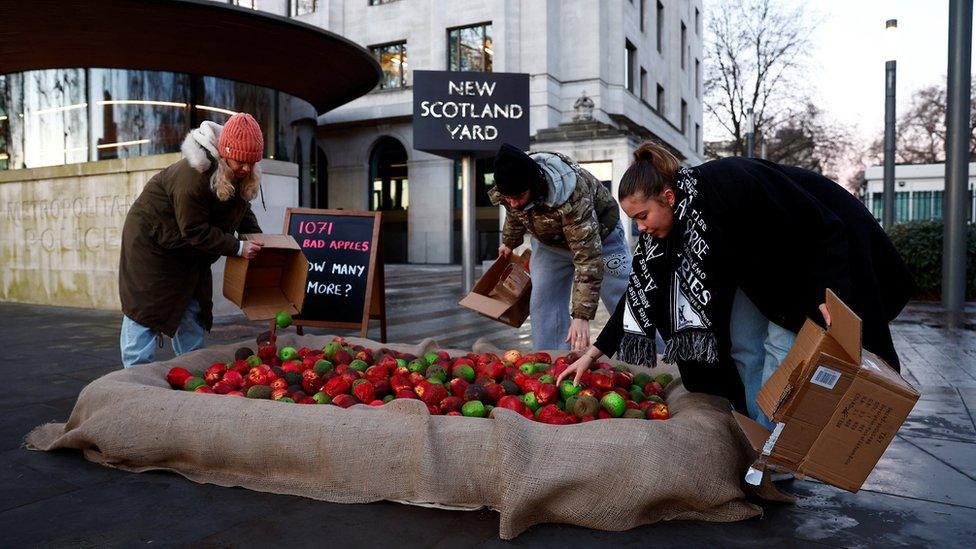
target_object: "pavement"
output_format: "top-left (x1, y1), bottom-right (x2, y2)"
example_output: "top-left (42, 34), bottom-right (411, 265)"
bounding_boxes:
top-left (1, 265), bottom-right (975, 547)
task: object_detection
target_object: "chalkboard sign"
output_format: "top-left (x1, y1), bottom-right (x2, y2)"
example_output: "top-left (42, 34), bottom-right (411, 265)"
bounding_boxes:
top-left (282, 208), bottom-right (387, 340)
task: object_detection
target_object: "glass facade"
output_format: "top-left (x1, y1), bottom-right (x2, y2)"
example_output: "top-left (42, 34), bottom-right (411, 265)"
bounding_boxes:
top-left (0, 68), bottom-right (299, 171)
top-left (370, 42), bottom-right (408, 90)
top-left (448, 23), bottom-right (493, 72)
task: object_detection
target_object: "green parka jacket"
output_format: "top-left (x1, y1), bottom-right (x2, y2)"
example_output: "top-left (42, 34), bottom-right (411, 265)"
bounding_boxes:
top-left (119, 122), bottom-right (261, 336)
top-left (489, 151), bottom-right (620, 320)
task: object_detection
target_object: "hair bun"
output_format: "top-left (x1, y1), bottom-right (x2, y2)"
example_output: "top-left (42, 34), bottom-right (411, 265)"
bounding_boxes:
top-left (632, 143), bottom-right (658, 164)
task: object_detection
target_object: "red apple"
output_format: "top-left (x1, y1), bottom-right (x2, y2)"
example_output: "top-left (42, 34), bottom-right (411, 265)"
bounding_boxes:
top-left (166, 367), bottom-right (192, 389)
top-left (222, 370), bottom-right (244, 389)
top-left (483, 383), bottom-right (505, 404)
top-left (390, 374), bottom-right (413, 393)
top-left (440, 396), bottom-right (464, 414)
top-left (535, 383), bottom-right (558, 406)
top-left (352, 380), bottom-right (376, 403)
top-left (449, 378), bottom-right (469, 399)
top-left (646, 402), bottom-right (670, 420)
top-left (332, 394), bottom-right (358, 408)
top-left (324, 376), bottom-right (351, 398)
top-left (204, 363), bottom-right (227, 386)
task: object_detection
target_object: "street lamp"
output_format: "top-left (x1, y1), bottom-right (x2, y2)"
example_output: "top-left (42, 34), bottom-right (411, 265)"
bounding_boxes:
top-left (745, 107), bottom-right (755, 158)
top-left (882, 18), bottom-right (897, 228)
top-left (943, 0), bottom-right (972, 328)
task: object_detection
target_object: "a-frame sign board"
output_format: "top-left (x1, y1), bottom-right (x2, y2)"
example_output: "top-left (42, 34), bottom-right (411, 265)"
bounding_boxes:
top-left (278, 208), bottom-right (387, 342)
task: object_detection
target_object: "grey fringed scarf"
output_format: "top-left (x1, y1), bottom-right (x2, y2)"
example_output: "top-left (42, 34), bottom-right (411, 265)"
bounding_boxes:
top-left (618, 167), bottom-right (719, 367)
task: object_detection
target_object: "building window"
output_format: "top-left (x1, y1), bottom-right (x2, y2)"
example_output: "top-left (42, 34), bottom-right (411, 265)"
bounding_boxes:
top-left (640, 0), bottom-right (647, 32)
top-left (695, 7), bottom-right (701, 35)
top-left (895, 191), bottom-right (910, 223)
top-left (640, 67), bottom-right (648, 101)
top-left (912, 191), bottom-right (933, 220)
top-left (680, 99), bottom-right (688, 133)
top-left (231, 0), bottom-right (256, 8)
top-left (656, 1), bottom-right (664, 53)
top-left (695, 123), bottom-right (701, 152)
top-left (695, 59), bottom-right (701, 98)
top-left (291, 0), bottom-right (316, 16)
top-left (656, 84), bottom-right (665, 113)
top-left (871, 192), bottom-right (884, 221)
top-left (369, 0), bottom-right (400, 5)
top-left (625, 40), bottom-right (637, 93)
top-left (370, 41), bottom-right (408, 89)
top-left (448, 23), bottom-right (493, 72)
top-left (681, 22), bottom-right (687, 69)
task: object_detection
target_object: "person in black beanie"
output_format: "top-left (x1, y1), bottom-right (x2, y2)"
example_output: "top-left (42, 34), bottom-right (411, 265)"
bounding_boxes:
top-left (489, 143), bottom-right (632, 352)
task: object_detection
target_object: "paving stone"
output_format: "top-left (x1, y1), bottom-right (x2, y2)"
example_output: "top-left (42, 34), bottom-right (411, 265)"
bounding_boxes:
top-left (0, 404), bottom-right (67, 451)
top-left (1, 373), bottom-right (90, 411)
top-left (0, 451), bottom-right (80, 513)
top-left (860, 436), bottom-right (976, 508)
top-left (900, 435), bottom-right (976, 479)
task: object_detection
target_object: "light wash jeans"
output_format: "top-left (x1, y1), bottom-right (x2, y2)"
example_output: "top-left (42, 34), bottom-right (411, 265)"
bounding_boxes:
top-left (120, 299), bottom-right (206, 368)
top-left (729, 288), bottom-right (797, 429)
top-left (529, 223), bottom-right (632, 351)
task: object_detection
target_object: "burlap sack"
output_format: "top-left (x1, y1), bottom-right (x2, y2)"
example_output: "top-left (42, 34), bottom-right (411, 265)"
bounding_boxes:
top-left (26, 334), bottom-right (761, 539)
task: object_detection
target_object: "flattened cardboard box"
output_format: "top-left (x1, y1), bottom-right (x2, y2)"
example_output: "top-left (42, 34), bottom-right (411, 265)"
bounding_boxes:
top-left (459, 250), bottom-right (532, 328)
top-left (735, 290), bottom-right (919, 493)
top-left (223, 234), bottom-right (309, 321)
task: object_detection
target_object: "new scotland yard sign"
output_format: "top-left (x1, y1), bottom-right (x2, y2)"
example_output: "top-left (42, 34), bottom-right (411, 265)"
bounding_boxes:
top-left (413, 70), bottom-right (530, 158)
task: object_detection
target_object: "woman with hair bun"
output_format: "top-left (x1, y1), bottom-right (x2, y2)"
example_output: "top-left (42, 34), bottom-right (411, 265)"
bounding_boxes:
top-left (557, 141), bottom-right (914, 426)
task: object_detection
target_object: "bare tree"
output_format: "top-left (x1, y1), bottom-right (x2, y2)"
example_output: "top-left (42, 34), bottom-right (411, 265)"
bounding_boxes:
top-left (706, 102), bottom-right (861, 189)
top-left (704, 0), bottom-right (818, 155)
top-left (764, 103), bottom-right (859, 182)
top-left (866, 79), bottom-right (976, 164)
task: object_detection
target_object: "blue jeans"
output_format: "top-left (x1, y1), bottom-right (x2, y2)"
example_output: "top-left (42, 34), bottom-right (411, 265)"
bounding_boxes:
top-left (120, 299), bottom-right (206, 368)
top-left (529, 223), bottom-right (632, 351)
top-left (729, 289), bottom-right (797, 429)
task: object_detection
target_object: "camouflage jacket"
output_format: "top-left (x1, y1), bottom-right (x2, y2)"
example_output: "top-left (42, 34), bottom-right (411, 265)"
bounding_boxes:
top-left (488, 151), bottom-right (620, 320)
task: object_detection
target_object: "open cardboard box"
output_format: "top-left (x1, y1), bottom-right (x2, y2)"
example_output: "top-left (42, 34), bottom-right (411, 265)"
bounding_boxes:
top-left (223, 234), bottom-right (309, 321)
top-left (734, 289), bottom-right (919, 493)
top-left (459, 250), bottom-right (532, 327)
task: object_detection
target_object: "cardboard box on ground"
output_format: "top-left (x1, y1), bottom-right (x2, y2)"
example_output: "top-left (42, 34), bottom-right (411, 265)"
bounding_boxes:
top-left (459, 250), bottom-right (532, 327)
top-left (223, 234), bottom-right (309, 320)
top-left (735, 290), bottom-right (920, 493)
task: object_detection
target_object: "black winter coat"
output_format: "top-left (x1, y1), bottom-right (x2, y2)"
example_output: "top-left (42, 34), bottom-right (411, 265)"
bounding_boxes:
top-left (596, 157), bottom-right (914, 409)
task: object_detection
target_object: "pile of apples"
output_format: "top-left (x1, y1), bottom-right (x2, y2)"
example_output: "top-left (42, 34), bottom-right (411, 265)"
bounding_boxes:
top-left (165, 335), bottom-right (671, 424)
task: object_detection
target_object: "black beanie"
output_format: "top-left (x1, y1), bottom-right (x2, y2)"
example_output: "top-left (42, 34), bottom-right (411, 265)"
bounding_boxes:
top-left (493, 143), bottom-right (542, 196)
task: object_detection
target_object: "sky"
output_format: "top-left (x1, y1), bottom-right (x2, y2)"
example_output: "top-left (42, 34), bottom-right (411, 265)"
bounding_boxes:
top-left (704, 0), bottom-right (970, 147)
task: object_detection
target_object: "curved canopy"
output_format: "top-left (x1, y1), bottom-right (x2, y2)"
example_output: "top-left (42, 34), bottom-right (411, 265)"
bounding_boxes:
top-left (0, 0), bottom-right (380, 114)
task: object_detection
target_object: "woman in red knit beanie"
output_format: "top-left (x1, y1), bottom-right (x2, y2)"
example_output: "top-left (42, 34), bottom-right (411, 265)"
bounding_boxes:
top-left (118, 112), bottom-right (267, 367)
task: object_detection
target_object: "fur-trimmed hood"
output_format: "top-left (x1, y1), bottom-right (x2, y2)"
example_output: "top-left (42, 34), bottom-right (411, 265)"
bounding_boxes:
top-left (180, 121), bottom-right (261, 202)
top-left (181, 121), bottom-right (223, 173)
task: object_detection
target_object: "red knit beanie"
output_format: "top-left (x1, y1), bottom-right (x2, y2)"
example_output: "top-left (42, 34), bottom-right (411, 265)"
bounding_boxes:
top-left (218, 113), bottom-right (264, 163)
